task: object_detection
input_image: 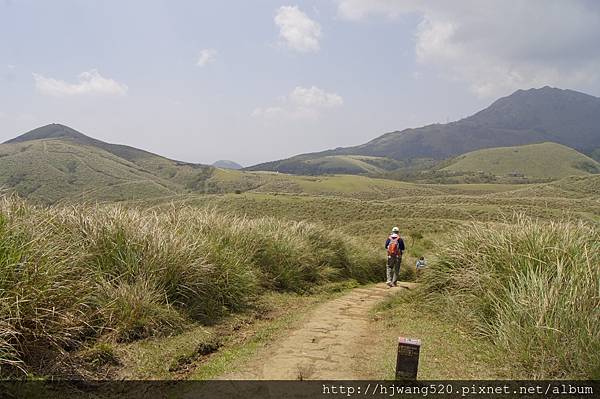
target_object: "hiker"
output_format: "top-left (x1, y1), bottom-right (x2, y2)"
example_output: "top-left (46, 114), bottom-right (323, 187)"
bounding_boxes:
top-left (385, 227), bottom-right (405, 287)
top-left (416, 256), bottom-right (427, 276)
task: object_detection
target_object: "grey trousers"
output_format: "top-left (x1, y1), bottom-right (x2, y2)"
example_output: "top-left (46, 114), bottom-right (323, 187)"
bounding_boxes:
top-left (386, 255), bottom-right (401, 284)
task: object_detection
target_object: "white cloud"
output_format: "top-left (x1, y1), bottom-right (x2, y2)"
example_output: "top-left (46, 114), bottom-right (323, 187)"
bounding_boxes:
top-left (197, 48), bottom-right (217, 67)
top-left (336, 0), bottom-right (600, 97)
top-left (289, 86), bottom-right (343, 108)
top-left (251, 106), bottom-right (285, 118)
top-left (33, 69), bottom-right (128, 97)
top-left (252, 86), bottom-right (342, 120)
top-left (274, 6), bottom-right (321, 53)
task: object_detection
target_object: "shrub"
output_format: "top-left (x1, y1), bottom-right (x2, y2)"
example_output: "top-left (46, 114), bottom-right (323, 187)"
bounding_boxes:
top-left (94, 278), bottom-right (187, 342)
top-left (420, 215), bottom-right (600, 378)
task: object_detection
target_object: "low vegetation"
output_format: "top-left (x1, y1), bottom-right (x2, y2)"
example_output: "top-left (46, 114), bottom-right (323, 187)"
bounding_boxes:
top-left (0, 195), bottom-right (381, 377)
top-left (441, 142), bottom-right (600, 179)
top-left (418, 215), bottom-right (600, 379)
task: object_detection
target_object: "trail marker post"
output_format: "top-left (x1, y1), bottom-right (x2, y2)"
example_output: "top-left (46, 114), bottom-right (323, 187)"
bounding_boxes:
top-left (395, 337), bottom-right (421, 380)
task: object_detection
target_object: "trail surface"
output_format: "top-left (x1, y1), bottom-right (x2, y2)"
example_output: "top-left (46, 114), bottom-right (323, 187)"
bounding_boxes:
top-left (221, 283), bottom-right (414, 380)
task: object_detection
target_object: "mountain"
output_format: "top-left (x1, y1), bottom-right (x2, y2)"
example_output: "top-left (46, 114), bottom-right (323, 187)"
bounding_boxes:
top-left (0, 124), bottom-right (261, 203)
top-left (441, 142), bottom-right (600, 179)
top-left (244, 154), bottom-right (410, 175)
top-left (5, 123), bottom-right (157, 163)
top-left (0, 123), bottom-right (454, 203)
top-left (213, 160), bottom-right (243, 169)
top-left (249, 87), bottom-right (600, 173)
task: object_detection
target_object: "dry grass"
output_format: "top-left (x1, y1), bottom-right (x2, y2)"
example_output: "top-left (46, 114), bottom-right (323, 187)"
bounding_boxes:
top-left (418, 214), bottom-right (600, 379)
top-left (0, 195), bottom-right (381, 376)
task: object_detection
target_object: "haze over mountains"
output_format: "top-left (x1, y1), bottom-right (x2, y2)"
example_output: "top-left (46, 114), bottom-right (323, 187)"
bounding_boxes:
top-left (1, 86), bottom-right (599, 203)
top-left (248, 87), bottom-right (600, 174)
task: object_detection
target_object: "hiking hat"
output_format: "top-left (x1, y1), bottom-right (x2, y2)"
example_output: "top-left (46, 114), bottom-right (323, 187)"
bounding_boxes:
top-left (392, 226), bottom-right (399, 233)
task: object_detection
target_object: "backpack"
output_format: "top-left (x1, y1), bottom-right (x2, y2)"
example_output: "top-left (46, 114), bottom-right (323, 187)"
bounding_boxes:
top-left (387, 236), bottom-right (400, 256)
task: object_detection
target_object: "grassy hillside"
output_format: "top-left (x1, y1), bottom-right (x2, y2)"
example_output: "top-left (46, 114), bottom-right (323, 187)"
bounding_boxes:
top-left (131, 181), bottom-right (599, 254)
top-left (5, 123), bottom-right (163, 165)
top-left (0, 195), bottom-right (381, 377)
top-left (0, 134), bottom-right (521, 204)
top-left (0, 134), bottom-right (267, 203)
top-left (0, 139), bottom-right (181, 203)
top-left (246, 154), bottom-right (406, 175)
top-left (5, 123), bottom-right (597, 204)
top-left (0, 124), bottom-right (452, 203)
top-left (442, 142), bottom-right (600, 179)
top-left (493, 174), bottom-right (600, 199)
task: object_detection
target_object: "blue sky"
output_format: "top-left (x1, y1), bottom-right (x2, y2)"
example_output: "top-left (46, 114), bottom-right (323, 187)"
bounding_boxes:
top-left (2, 0), bottom-right (600, 165)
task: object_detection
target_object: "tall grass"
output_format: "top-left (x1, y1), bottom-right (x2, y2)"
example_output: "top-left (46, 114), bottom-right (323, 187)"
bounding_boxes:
top-left (0, 196), bottom-right (381, 376)
top-left (420, 215), bottom-right (600, 378)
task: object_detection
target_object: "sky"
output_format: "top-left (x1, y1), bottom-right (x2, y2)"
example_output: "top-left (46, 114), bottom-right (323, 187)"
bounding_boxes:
top-left (1, 0), bottom-right (600, 166)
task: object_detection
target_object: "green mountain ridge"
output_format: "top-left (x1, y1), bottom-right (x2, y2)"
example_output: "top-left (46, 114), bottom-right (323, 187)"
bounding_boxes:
top-left (0, 124), bottom-right (439, 203)
top-left (5, 123), bottom-right (158, 163)
top-left (0, 124), bottom-right (258, 203)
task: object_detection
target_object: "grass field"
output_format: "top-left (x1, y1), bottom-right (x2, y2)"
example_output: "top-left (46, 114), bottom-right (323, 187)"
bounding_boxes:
top-left (0, 163), bottom-right (598, 380)
top-left (128, 173), bottom-right (598, 380)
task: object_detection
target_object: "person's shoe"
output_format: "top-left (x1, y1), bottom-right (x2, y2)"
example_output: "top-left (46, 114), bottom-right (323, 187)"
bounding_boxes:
top-left (386, 282), bottom-right (392, 287)
top-left (393, 282), bottom-right (398, 287)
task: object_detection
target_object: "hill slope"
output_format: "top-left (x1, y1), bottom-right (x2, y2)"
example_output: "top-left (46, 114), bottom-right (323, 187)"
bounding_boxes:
top-left (5, 123), bottom-right (158, 163)
top-left (246, 154), bottom-right (411, 175)
top-left (0, 124), bottom-right (267, 203)
top-left (493, 174), bottom-right (600, 199)
top-left (0, 124), bottom-right (449, 203)
top-left (250, 87), bottom-right (600, 173)
top-left (442, 142), bottom-right (600, 179)
top-left (0, 138), bottom-right (203, 203)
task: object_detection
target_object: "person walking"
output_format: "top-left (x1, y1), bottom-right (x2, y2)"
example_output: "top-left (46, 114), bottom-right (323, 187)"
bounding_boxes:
top-left (385, 226), bottom-right (405, 287)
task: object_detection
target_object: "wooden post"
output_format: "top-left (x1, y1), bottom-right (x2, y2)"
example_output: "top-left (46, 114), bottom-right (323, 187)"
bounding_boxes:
top-left (396, 337), bottom-right (421, 380)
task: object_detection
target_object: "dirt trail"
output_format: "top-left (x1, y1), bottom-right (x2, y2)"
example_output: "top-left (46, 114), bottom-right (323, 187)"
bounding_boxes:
top-left (221, 283), bottom-right (415, 380)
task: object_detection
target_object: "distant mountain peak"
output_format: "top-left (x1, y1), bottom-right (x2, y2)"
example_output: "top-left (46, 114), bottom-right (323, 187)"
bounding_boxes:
top-left (4, 123), bottom-right (169, 164)
top-left (249, 86), bottom-right (600, 173)
top-left (4, 123), bottom-right (91, 145)
top-left (212, 160), bottom-right (243, 169)
top-left (507, 85), bottom-right (596, 100)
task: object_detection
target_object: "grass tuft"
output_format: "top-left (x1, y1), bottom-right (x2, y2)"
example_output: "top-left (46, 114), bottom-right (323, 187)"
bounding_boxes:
top-left (419, 214), bottom-right (600, 378)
